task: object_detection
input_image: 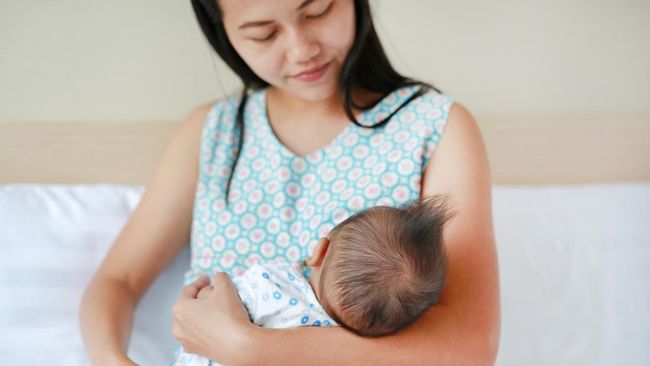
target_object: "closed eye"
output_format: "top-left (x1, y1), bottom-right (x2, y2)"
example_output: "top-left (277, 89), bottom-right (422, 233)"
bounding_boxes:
top-left (306, 2), bottom-right (333, 19)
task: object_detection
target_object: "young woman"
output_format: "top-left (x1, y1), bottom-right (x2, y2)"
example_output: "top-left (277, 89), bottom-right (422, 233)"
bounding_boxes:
top-left (80, 0), bottom-right (500, 365)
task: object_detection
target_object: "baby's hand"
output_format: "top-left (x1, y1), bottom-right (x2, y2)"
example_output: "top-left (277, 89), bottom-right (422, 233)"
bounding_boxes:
top-left (196, 285), bottom-right (214, 299)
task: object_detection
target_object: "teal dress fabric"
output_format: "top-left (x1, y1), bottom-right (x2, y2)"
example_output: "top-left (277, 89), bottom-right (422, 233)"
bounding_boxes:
top-left (185, 85), bottom-right (454, 284)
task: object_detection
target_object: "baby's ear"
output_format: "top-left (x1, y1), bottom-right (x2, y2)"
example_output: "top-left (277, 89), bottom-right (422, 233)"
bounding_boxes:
top-left (306, 237), bottom-right (330, 267)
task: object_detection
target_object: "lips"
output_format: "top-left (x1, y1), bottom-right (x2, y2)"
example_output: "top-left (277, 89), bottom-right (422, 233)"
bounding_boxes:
top-left (292, 62), bottom-right (331, 81)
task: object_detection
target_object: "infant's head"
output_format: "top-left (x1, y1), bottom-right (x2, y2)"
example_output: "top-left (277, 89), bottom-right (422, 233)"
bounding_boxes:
top-left (307, 195), bottom-right (452, 337)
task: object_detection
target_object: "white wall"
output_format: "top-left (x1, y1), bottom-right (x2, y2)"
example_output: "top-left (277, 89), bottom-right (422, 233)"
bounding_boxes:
top-left (1, 0), bottom-right (649, 122)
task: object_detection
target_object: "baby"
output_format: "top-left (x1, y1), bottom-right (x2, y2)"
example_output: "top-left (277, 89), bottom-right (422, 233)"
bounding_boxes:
top-left (173, 195), bottom-right (452, 366)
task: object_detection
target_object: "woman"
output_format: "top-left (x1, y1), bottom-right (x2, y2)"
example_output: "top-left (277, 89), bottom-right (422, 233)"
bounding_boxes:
top-left (80, 0), bottom-right (500, 364)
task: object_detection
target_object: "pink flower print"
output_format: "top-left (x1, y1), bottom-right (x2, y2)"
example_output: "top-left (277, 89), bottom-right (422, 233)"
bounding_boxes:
top-left (260, 169), bottom-right (272, 181)
top-left (209, 186), bottom-right (221, 197)
top-left (332, 179), bottom-right (347, 193)
top-left (233, 201), bottom-right (248, 215)
top-left (230, 189), bottom-right (242, 202)
top-left (200, 248), bottom-right (213, 269)
top-left (267, 218), bottom-right (281, 234)
top-left (349, 196), bottom-right (365, 210)
top-left (225, 224), bottom-right (240, 240)
top-left (307, 239), bottom-right (318, 256)
top-left (392, 186), bottom-right (410, 203)
top-left (336, 157), bottom-right (353, 172)
top-left (246, 146), bottom-right (260, 159)
top-left (387, 150), bottom-right (402, 163)
top-left (316, 192), bottom-right (330, 205)
top-left (286, 246), bottom-right (300, 262)
top-left (405, 138), bottom-right (418, 151)
top-left (251, 228), bottom-right (266, 243)
top-left (196, 233), bottom-right (206, 248)
top-left (427, 108), bottom-right (442, 119)
top-left (376, 111), bottom-right (389, 121)
top-left (419, 126), bottom-right (433, 139)
top-left (277, 232), bottom-right (290, 248)
top-left (307, 151), bottom-right (323, 165)
top-left (410, 176), bottom-right (421, 192)
top-left (398, 160), bottom-right (415, 176)
top-left (355, 176), bottom-right (371, 188)
top-left (290, 222), bottom-right (302, 236)
top-left (435, 119), bottom-right (447, 134)
top-left (324, 201), bottom-right (336, 213)
top-left (273, 192), bottom-right (286, 208)
top-left (323, 167), bottom-right (338, 182)
top-left (309, 215), bottom-right (322, 230)
top-left (264, 181), bottom-right (280, 194)
top-left (416, 101), bottom-right (432, 114)
top-left (252, 158), bottom-right (265, 171)
top-left (370, 134), bottom-right (384, 147)
top-left (219, 250), bottom-right (236, 269)
top-left (301, 173), bottom-right (315, 187)
top-left (386, 121), bottom-right (399, 134)
top-left (291, 159), bottom-right (307, 173)
top-left (401, 111), bottom-right (416, 124)
top-left (343, 133), bottom-right (358, 147)
top-left (372, 162), bottom-right (387, 176)
top-left (211, 235), bottom-right (226, 251)
top-left (233, 267), bottom-right (245, 277)
top-left (380, 142), bottom-right (394, 155)
top-left (287, 183), bottom-right (301, 198)
top-left (196, 182), bottom-right (206, 196)
top-left (235, 239), bottom-right (250, 255)
top-left (341, 188), bottom-right (354, 200)
top-left (198, 198), bottom-right (209, 211)
top-left (241, 213), bottom-right (256, 229)
top-left (249, 190), bottom-right (263, 204)
top-left (300, 231), bottom-right (310, 245)
top-left (303, 205), bottom-right (315, 217)
top-left (270, 154), bottom-right (281, 168)
top-left (395, 131), bottom-right (409, 143)
top-left (257, 203), bottom-right (273, 220)
top-left (364, 184), bottom-right (382, 199)
top-left (211, 199), bottom-right (225, 212)
top-left (364, 155), bottom-right (379, 169)
top-left (246, 254), bottom-right (262, 268)
top-left (333, 208), bottom-right (348, 224)
top-left (279, 167), bottom-right (291, 181)
top-left (237, 166), bottom-right (251, 180)
top-left (377, 197), bottom-right (393, 206)
top-left (329, 145), bottom-right (343, 159)
top-left (205, 222), bottom-right (217, 236)
top-left (353, 146), bottom-right (369, 160)
top-left (281, 207), bottom-right (296, 222)
top-left (218, 212), bottom-right (232, 226)
top-left (318, 223), bottom-right (334, 238)
top-left (220, 166), bottom-right (231, 177)
top-left (261, 242), bottom-right (276, 258)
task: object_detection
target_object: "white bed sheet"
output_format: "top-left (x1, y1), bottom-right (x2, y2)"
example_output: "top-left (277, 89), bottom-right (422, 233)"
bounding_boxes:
top-left (0, 183), bottom-right (648, 365)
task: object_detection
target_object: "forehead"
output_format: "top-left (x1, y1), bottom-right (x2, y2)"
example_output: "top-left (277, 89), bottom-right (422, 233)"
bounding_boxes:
top-left (219, 0), bottom-right (316, 21)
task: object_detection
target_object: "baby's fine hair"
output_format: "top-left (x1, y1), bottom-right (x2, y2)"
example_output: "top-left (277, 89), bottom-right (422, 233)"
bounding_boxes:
top-left (320, 195), bottom-right (452, 337)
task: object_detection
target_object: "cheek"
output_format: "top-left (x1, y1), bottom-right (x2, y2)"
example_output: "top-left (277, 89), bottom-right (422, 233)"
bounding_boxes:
top-left (323, 2), bottom-right (356, 53)
top-left (231, 41), bottom-right (282, 81)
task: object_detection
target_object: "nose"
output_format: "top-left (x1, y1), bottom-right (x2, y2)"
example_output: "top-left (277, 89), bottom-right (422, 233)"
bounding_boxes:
top-left (285, 28), bottom-right (320, 64)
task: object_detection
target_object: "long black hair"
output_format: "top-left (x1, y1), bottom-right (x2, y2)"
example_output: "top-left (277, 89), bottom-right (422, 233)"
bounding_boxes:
top-left (190, 0), bottom-right (441, 201)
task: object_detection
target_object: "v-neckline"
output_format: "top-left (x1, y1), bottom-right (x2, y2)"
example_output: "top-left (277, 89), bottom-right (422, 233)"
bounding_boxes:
top-left (259, 88), bottom-right (356, 160)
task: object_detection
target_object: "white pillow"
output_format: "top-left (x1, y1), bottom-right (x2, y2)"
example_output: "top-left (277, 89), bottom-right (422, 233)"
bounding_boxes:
top-left (0, 184), bottom-right (188, 366)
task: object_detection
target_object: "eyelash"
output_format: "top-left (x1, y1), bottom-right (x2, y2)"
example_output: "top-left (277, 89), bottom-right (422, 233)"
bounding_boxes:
top-left (253, 2), bottom-right (333, 43)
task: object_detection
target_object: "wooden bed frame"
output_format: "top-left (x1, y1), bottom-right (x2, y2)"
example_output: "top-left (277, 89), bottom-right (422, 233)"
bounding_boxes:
top-left (1, 114), bottom-right (648, 185)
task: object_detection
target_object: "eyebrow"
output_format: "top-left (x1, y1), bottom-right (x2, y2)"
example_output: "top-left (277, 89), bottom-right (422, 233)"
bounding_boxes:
top-left (238, 0), bottom-right (319, 29)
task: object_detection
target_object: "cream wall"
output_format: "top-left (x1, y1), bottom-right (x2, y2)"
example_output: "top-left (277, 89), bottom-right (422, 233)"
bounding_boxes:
top-left (1, 0), bottom-right (649, 122)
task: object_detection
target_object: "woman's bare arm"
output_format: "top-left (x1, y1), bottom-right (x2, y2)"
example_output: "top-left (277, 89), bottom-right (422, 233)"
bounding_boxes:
top-left (225, 102), bottom-right (500, 366)
top-left (79, 103), bottom-right (212, 365)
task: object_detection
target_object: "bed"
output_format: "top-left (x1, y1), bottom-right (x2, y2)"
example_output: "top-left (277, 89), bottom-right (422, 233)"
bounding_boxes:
top-left (1, 119), bottom-right (649, 365)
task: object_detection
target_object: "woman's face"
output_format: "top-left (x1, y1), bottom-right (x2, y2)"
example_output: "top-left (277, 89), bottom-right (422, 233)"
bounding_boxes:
top-left (219, 0), bottom-right (356, 102)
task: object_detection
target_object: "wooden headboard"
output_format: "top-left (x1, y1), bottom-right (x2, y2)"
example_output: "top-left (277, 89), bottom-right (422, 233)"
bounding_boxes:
top-left (1, 115), bottom-right (649, 185)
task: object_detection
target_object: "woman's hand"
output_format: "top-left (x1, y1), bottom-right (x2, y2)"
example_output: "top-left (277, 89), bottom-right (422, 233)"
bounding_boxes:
top-left (171, 273), bottom-right (255, 364)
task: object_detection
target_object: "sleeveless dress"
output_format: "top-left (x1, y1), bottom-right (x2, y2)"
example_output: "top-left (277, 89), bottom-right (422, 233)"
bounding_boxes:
top-left (184, 85), bottom-right (454, 284)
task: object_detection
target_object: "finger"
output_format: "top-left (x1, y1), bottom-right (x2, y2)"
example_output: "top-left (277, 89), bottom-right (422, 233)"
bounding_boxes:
top-left (179, 275), bottom-right (210, 299)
